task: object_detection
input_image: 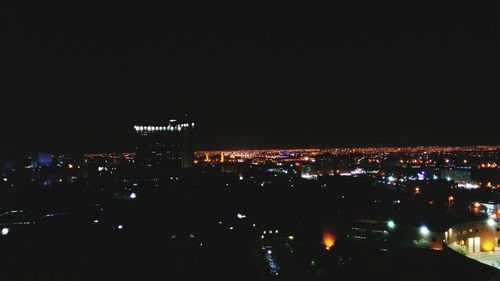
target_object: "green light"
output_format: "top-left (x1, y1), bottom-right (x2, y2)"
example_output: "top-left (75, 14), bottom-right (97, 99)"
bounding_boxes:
top-left (288, 235), bottom-right (295, 240)
top-left (387, 220), bottom-right (396, 229)
top-left (310, 260), bottom-right (316, 267)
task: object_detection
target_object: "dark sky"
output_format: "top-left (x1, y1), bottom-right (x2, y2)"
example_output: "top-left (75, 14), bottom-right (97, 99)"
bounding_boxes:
top-left (1, 6), bottom-right (498, 153)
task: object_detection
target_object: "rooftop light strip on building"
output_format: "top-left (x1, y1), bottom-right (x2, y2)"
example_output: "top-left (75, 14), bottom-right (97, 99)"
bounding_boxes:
top-left (133, 123), bottom-right (194, 132)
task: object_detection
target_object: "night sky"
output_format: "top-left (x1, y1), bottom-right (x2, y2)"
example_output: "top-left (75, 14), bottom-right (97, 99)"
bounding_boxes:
top-left (1, 6), bottom-right (498, 153)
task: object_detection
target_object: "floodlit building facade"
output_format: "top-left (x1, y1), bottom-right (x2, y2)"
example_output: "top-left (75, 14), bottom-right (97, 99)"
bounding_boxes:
top-left (446, 219), bottom-right (500, 253)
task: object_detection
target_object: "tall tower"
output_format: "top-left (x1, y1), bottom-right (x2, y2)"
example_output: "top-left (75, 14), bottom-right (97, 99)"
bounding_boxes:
top-left (133, 119), bottom-right (194, 171)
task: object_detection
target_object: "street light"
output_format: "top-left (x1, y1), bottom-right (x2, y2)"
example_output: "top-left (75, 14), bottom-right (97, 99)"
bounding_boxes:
top-left (419, 226), bottom-right (430, 236)
top-left (387, 220), bottom-right (396, 230)
top-left (1, 227), bottom-right (9, 236)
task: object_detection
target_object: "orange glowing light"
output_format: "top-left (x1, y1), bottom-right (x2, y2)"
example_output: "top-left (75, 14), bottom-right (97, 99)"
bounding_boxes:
top-left (482, 240), bottom-right (495, 252)
top-left (193, 160), bottom-right (199, 164)
top-left (448, 196), bottom-right (454, 201)
top-left (474, 202), bottom-right (481, 208)
top-left (414, 187), bottom-right (421, 194)
top-left (68, 164), bottom-right (73, 169)
top-left (322, 231), bottom-right (336, 251)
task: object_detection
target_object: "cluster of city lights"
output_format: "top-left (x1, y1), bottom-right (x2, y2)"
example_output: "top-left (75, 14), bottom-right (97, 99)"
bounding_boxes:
top-left (197, 146), bottom-right (500, 163)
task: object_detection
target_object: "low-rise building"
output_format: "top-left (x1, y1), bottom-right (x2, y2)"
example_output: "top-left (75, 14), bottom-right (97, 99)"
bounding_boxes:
top-left (446, 218), bottom-right (500, 253)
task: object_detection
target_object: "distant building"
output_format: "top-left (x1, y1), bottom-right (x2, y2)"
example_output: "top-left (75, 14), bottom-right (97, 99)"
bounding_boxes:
top-left (300, 164), bottom-right (319, 180)
top-left (133, 119), bottom-right (194, 170)
top-left (27, 153), bottom-right (53, 168)
top-left (441, 168), bottom-right (471, 183)
top-left (345, 219), bottom-right (390, 244)
top-left (344, 219), bottom-right (445, 250)
top-left (37, 153), bottom-right (53, 167)
top-left (470, 201), bottom-right (500, 216)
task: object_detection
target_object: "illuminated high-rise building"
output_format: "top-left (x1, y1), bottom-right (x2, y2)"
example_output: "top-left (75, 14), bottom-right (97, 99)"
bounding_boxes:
top-left (133, 119), bottom-right (194, 170)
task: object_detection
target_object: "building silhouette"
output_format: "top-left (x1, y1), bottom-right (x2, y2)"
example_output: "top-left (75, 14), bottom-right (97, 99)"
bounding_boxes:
top-left (133, 119), bottom-right (194, 171)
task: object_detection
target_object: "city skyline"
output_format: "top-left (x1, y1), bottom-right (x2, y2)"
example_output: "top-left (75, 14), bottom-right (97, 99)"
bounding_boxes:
top-left (1, 113), bottom-right (499, 154)
top-left (0, 6), bottom-right (498, 279)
